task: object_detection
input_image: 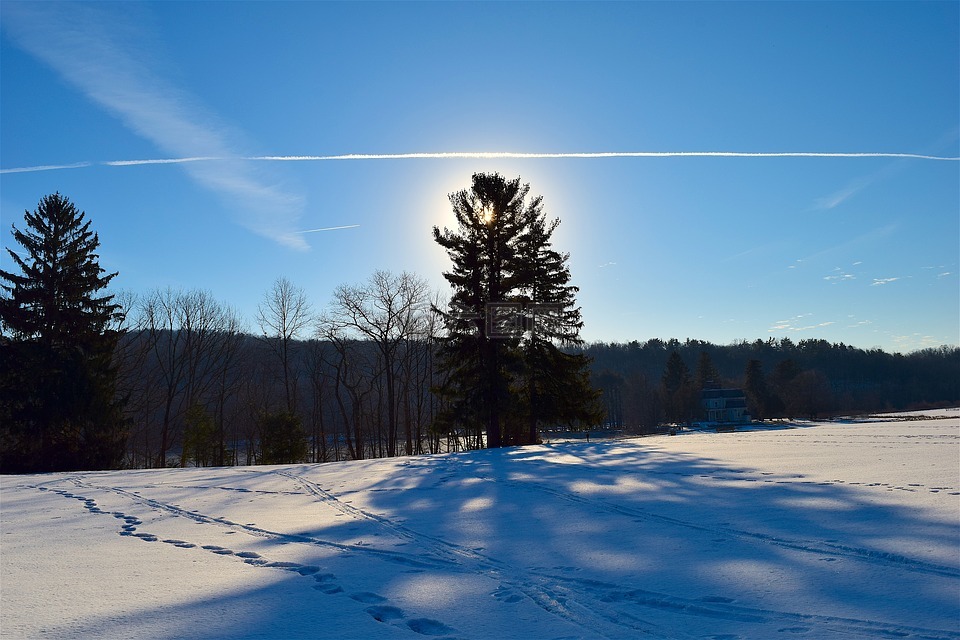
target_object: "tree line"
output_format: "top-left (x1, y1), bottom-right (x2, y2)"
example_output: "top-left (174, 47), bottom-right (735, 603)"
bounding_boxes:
top-left (586, 338), bottom-right (959, 432)
top-left (3, 186), bottom-right (957, 473)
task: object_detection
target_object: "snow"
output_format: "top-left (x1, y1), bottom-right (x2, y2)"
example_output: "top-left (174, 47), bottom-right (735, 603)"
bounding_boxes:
top-left (2, 411), bottom-right (958, 640)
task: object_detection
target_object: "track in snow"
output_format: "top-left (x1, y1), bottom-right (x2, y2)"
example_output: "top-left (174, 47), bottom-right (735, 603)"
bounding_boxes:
top-left (20, 456), bottom-right (959, 640)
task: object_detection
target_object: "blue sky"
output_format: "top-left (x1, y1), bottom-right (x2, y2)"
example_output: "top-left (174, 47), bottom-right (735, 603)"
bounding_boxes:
top-left (2, 1), bottom-right (957, 353)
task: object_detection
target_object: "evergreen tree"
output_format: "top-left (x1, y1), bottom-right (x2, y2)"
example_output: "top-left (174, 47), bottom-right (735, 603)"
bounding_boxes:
top-left (513, 209), bottom-right (602, 443)
top-left (692, 351), bottom-right (721, 420)
top-left (770, 358), bottom-right (801, 418)
top-left (181, 404), bottom-right (216, 467)
top-left (661, 350), bottom-right (696, 424)
top-left (743, 359), bottom-right (771, 420)
top-left (432, 173), bottom-right (600, 448)
top-left (258, 411), bottom-right (308, 464)
top-left (694, 351), bottom-right (720, 391)
top-left (0, 193), bottom-right (127, 472)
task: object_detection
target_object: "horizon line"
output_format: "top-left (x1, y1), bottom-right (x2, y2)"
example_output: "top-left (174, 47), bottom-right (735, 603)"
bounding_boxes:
top-left (3, 150), bottom-right (959, 173)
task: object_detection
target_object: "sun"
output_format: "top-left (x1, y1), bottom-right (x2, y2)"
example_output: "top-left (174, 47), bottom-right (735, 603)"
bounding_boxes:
top-left (480, 207), bottom-right (494, 225)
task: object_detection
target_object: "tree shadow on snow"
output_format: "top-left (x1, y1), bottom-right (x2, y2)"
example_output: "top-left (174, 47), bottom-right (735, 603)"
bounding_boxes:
top-left (356, 438), bottom-right (959, 637)
top-left (42, 438), bottom-right (960, 639)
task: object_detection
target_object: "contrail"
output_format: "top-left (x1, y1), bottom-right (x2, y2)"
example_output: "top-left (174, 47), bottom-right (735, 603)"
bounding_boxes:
top-left (296, 224), bottom-right (361, 233)
top-left (0, 161), bottom-right (92, 173)
top-left (3, 150), bottom-right (958, 173)
top-left (103, 157), bottom-right (224, 166)
top-left (251, 151), bottom-right (960, 161)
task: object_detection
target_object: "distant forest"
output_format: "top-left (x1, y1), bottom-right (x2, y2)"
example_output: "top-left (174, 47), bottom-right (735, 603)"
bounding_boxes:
top-left (584, 338), bottom-right (959, 431)
top-left (111, 318), bottom-right (959, 469)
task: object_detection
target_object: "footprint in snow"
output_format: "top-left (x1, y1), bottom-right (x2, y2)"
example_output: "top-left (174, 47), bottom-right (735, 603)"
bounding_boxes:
top-left (162, 539), bottom-right (197, 548)
top-left (491, 586), bottom-right (523, 604)
top-left (201, 545), bottom-right (234, 555)
top-left (406, 618), bottom-right (456, 636)
top-left (293, 565), bottom-right (321, 576)
top-left (243, 558), bottom-right (269, 566)
top-left (361, 600), bottom-right (458, 638)
top-left (350, 592), bottom-right (387, 604)
top-left (312, 573), bottom-right (343, 594)
top-left (366, 605), bottom-right (405, 622)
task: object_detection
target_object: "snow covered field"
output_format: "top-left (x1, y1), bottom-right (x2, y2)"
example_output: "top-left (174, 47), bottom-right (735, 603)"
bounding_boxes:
top-left (2, 410), bottom-right (958, 640)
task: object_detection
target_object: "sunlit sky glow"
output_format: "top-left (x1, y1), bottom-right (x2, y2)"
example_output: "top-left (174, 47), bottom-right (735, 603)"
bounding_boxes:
top-left (2, 1), bottom-right (957, 353)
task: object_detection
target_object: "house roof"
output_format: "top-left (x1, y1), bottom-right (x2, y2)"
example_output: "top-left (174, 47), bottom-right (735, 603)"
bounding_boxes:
top-left (701, 388), bottom-right (745, 399)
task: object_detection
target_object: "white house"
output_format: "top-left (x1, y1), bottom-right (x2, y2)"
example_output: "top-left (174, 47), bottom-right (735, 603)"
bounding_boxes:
top-left (701, 388), bottom-right (750, 423)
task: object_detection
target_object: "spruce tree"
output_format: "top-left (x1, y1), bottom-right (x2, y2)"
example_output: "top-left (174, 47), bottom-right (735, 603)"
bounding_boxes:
top-left (661, 350), bottom-right (696, 424)
top-left (514, 211), bottom-right (602, 443)
top-left (743, 359), bottom-right (771, 420)
top-left (694, 351), bottom-right (720, 391)
top-left (432, 173), bottom-right (600, 448)
top-left (258, 411), bottom-right (308, 464)
top-left (0, 193), bottom-right (127, 472)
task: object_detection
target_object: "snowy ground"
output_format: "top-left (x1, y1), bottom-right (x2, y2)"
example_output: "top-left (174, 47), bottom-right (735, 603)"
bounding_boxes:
top-left (2, 410), bottom-right (958, 640)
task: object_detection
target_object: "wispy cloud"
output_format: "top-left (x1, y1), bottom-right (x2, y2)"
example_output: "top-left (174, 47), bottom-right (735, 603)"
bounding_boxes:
top-left (871, 277), bottom-right (900, 286)
top-left (768, 313), bottom-right (836, 333)
top-left (814, 131), bottom-right (960, 210)
top-left (791, 225), bottom-right (897, 268)
top-left (922, 265), bottom-right (955, 281)
top-left (891, 333), bottom-right (947, 353)
top-left (0, 2), bottom-right (309, 250)
top-left (815, 177), bottom-right (872, 210)
top-left (824, 267), bottom-right (856, 284)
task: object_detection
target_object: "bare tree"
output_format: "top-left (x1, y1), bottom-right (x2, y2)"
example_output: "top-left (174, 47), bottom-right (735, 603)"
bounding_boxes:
top-left (133, 288), bottom-right (244, 467)
top-left (111, 290), bottom-right (155, 467)
top-left (305, 340), bottom-right (333, 462)
top-left (323, 271), bottom-right (431, 457)
top-left (256, 277), bottom-right (313, 413)
top-left (316, 321), bottom-right (377, 460)
top-left (139, 289), bottom-right (187, 467)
